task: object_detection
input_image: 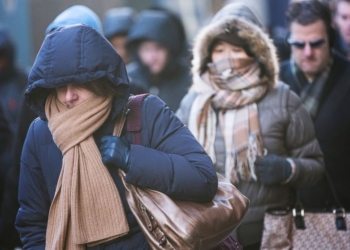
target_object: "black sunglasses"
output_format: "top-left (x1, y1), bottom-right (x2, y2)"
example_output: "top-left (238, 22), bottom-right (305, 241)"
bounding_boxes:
top-left (287, 38), bottom-right (326, 49)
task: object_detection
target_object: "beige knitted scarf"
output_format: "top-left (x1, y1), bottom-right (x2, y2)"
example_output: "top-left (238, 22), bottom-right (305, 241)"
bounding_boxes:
top-left (189, 58), bottom-right (267, 183)
top-left (45, 93), bottom-right (129, 250)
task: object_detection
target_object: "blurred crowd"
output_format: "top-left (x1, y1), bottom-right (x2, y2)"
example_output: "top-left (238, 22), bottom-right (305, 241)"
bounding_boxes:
top-left (1, 0), bottom-right (350, 249)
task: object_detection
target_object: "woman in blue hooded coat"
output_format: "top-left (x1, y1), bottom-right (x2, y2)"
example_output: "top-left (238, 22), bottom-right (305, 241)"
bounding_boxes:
top-left (15, 24), bottom-right (218, 250)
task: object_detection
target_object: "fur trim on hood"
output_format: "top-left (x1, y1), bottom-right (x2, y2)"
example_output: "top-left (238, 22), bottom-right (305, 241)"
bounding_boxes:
top-left (192, 16), bottom-right (279, 87)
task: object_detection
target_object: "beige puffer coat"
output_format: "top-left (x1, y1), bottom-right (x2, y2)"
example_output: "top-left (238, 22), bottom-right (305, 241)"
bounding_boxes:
top-left (176, 5), bottom-right (324, 247)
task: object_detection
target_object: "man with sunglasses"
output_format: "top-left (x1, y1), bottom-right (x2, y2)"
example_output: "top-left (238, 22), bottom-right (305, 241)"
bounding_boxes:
top-left (280, 0), bottom-right (350, 211)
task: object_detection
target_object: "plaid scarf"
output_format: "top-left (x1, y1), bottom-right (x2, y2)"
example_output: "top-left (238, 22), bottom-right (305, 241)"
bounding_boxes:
top-left (189, 58), bottom-right (267, 183)
top-left (291, 57), bottom-right (332, 118)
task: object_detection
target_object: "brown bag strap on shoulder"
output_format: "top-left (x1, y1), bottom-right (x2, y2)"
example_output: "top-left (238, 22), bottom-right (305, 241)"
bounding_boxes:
top-left (113, 94), bottom-right (247, 250)
top-left (113, 94), bottom-right (149, 138)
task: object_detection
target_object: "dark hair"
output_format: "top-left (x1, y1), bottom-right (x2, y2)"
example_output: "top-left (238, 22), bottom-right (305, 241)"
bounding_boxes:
top-left (286, 0), bottom-right (334, 46)
top-left (76, 78), bottom-right (122, 97)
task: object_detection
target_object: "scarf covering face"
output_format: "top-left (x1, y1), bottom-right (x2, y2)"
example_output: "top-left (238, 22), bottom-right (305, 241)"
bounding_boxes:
top-left (45, 93), bottom-right (129, 250)
top-left (189, 58), bottom-right (266, 183)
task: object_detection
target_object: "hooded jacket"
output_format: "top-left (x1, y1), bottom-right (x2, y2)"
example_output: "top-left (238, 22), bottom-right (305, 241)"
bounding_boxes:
top-left (126, 10), bottom-right (190, 112)
top-left (103, 7), bottom-right (134, 39)
top-left (176, 5), bottom-right (324, 247)
top-left (16, 24), bottom-right (218, 249)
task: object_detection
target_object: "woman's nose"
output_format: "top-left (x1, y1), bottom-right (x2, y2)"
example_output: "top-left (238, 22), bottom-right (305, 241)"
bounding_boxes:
top-left (65, 85), bottom-right (77, 102)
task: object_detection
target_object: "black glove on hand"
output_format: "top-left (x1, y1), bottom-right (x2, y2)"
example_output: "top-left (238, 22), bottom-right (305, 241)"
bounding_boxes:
top-left (100, 135), bottom-right (130, 173)
top-left (255, 154), bottom-right (292, 185)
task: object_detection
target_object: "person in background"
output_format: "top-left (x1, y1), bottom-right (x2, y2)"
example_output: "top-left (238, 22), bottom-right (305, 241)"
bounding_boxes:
top-left (0, 25), bottom-right (28, 180)
top-left (280, 0), bottom-right (350, 210)
top-left (176, 3), bottom-right (324, 249)
top-left (332, 0), bottom-right (350, 58)
top-left (126, 8), bottom-right (190, 112)
top-left (15, 24), bottom-right (218, 249)
top-left (103, 7), bottom-right (145, 95)
top-left (103, 7), bottom-right (135, 65)
top-left (0, 25), bottom-right (31, 250)
top-left (45, 5), bottom-right (103, 35)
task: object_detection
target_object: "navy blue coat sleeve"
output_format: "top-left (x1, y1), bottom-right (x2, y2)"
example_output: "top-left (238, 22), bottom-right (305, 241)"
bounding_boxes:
top-left (15, 120), bottom-right (50, 250)
top-left (125, 95), bottom-right (218, 202)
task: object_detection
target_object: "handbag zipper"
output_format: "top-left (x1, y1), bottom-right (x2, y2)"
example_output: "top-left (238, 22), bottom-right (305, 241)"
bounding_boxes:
top-left (140, 202), bottom-right (153, 231)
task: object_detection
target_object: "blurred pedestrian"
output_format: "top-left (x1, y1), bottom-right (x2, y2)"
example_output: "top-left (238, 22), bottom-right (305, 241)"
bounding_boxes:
top-left (103, 7), bottom-right (135, 65)
top-left (176, 3), bottom-right (324, 249)
top-left (103, 7), bottom-right (144, 95)
top-left (332, 0), bottom-right (350, 58)
top-left (126, 9), bottom-right (190, 112)
top-left (0, 25), bottom-right (31, 250)
top-left (0, 25), bottom-right (28, 176)
top-left (15, 24), bottom-right (218, 249)
top-left (280, 0), bottom-right (350, 210)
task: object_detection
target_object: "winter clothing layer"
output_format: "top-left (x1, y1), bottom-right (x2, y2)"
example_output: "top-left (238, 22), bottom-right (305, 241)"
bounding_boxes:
top-left (289, 58), bottom-right (332, 118)
top-left (45, 5), bottom-right (102, 35)
top-left (103, 7), bottom-right (134, 39)
top-left (0, 25), bottom-right (31, 249)
top-left (16, 24), bottom-right (218, 250)
top-left (188, 61), bottom-right (266, 184)
top-left (211, 3), bottom-right (263, 29)
top-left (280, 51), bottom-right (350, 210)
top-left (45, 94), bottom-right (129, 249)
top-left (0, 105), bottom-right (10, 153)
top-left (176, 7), bottom-right (324, 247)
top-left (126, 10), bottom-right (190, 112)
top-left (26, 24), bottom-right (129, 121)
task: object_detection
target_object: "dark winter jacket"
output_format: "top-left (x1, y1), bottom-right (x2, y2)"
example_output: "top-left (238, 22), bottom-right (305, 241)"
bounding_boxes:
top-left (126, 10), bottom-right (191, 112)
top-left (0, 105), bottom-right (10, 153)
top-left (15, 24), bottom-right (218, 250)
top-left (280, 51), bottom-right (350, 210)
top-left (0, 25), bottom-right (32, 249)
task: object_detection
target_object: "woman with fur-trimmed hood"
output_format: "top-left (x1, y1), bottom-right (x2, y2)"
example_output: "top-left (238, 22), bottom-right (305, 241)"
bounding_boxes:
top-left (176, 3), bottom-right (324, 249)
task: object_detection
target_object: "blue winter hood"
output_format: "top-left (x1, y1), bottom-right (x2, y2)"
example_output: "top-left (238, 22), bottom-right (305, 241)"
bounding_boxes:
top-left (26, 24), bottom-right (130, 120)
top-left (45, 5), bottom-right (103, 35)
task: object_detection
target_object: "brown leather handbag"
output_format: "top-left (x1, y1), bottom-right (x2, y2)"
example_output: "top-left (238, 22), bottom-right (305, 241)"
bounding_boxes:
top-left (114, 94), bottom-right (249, 250)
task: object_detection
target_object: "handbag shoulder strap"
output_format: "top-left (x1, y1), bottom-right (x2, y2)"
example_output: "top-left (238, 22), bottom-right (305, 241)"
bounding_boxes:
top-left (126, 93), bottom-right (149, 145)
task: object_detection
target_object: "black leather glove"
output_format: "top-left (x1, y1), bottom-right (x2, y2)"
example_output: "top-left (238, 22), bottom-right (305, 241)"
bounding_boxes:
top-left (100, 135), bottom-right (130, 173)
top-left (255, 154), bottom-right (292, 185)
